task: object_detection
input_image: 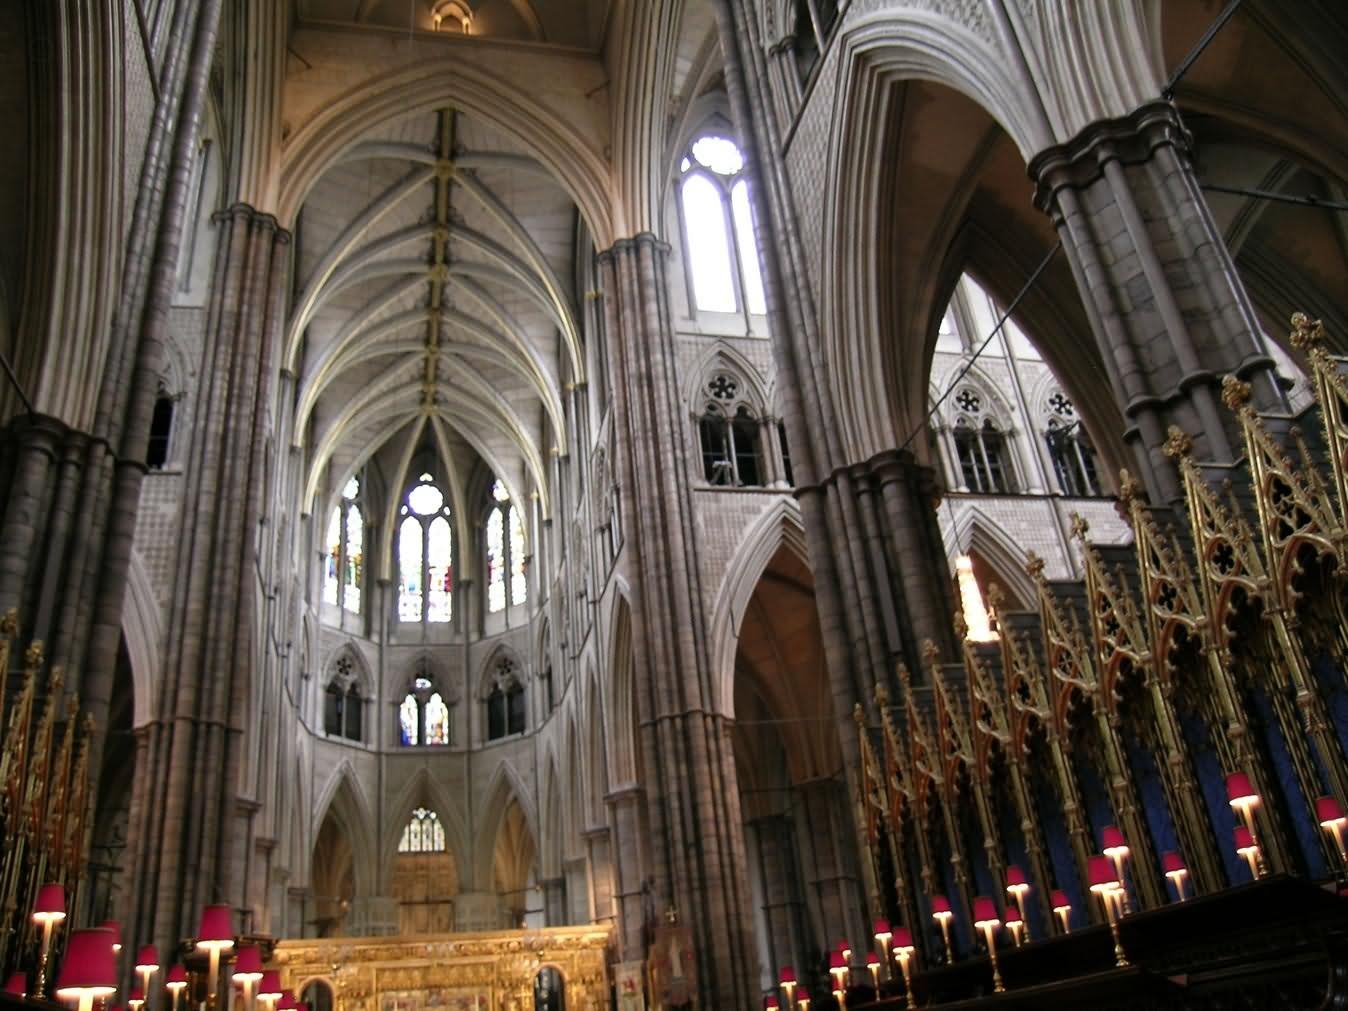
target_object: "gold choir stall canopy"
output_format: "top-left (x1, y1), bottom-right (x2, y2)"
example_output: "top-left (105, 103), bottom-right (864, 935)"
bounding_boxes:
top-left (270, 925), bottom-right (610, 1011)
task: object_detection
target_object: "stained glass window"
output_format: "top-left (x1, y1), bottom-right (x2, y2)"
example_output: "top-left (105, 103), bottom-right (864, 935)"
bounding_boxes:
top-left (487, 506), bottom-right (505, 613)
top-left (425, 692), bottom-right (450, 745)
top-left (398, 516), bottom-right (423, 622)
top-left (324, 477), bottom-right (362, 613)
top-left (426, 516), bottom-right (452, 623)
top-left (679, 136), bottom-right (766, 318)
top-left (400, 693), bottom-right (419, 746)
top-left (509, 508), bottom-right (527, 606)
top-left (397, 475), bottom-right (453, 625)
top-left (398, 807), bottom-right (445, 853)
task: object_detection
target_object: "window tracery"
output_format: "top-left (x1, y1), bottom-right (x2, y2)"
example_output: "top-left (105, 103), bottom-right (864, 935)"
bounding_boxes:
top-left (486, 657), bottom-right (526, 741)
top-left (399, 659), bottom-right (454, 747)
top-left (678, 136), bottom-right (767, 317)
top-left (949, 384), bottom-right (1015, 494)
top-left (323, 653), bottom-right (363, 742)
top-left (324, 476), bottom-right (363, 614)
top-left (1042, 389), bottom-right (1101, 497)
top-left (698, 372), bottom-right (766, 487)
top-left (397, 473), bottom-right (453, 624)
top-left (398, 807), bottom-right (446, 853)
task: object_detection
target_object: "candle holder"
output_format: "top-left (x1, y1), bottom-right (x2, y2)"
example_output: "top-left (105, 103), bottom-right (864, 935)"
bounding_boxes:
top-left (165, 966), bottom-right (188, 1011)
top-left (828, 951), bottom-right (848, 998)
top-left (1227, 772), bottom-right (1267, 876)
top-left (892, 928), bottom-right (917, 1011)
top-left (931, 895), bottom-right (955, 964)
top-left (195, 905), bottom-right (236, 1011)
top-left (972, 896), bottom-right (1005, 993)
top-left (135, 946), bottom-right (160, 1011)
top-left (865, 951), bottom-right (882, 991)
top-left (1162, 851), bottom-right (1189, 901)
top-left (1235, 825), bottom-right (1262, 879)
top-left (233, 945), bottom-right (264, 1011)
top-left (54, 927), bottom-right (118, 1011)
top-left (1005, 865), bottom-right (1031, 942)
top-left (1317, 796), bottom-right (1348, 870)
top-left (128, 986), bottom-right (146, 1011)
top-left (1101, 827), bottom-right (1132, 914)
top-left (32, 882), bottom-right (68, 999)
top-left (872, 919), bottom-right (892, 979)
top-left (1004, 908), bottom-right (1025, 948)
top-left (1050, 890), bottom-right (1072, 934)
top-left (1089, 856), bottom-right (1129, 968)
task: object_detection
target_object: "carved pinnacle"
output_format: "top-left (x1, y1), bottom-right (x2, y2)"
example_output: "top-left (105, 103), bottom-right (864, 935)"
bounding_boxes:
top-left (1288, 312), bottom-right (1325, 352)
top-left (1162, 426), bottom-right (1193, 459)
top-left (1220, 374), bottom-right (1252, 411)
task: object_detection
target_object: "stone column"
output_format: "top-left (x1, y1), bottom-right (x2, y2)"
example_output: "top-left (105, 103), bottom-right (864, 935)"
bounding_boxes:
top-left (605, 785), bottom-right (647, 960)
top-left (542, 877), bottom-right (567, 926)
top-left (599, 235), bottom-right (757, 1008)
top-left (1029, 101), bottom-right (1283, 503)
top-left (583, 826), bottom-right (615, 928)
top-left (124, 204), bottom-right (290, 956)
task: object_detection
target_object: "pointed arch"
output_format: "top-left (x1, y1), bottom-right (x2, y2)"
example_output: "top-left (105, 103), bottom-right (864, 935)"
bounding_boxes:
top-left (311, 763), bottom-right (378, 898)
top-left (382, 766), bottom-right (469, 883)
top-left (473, 760), bottom-right (539, 890)
top-left (604, 590), bottom-right (638, 788)
top-left (539, 755), bottom-right (564, 882)
top-left (682, 342), bottom-right (772, 415)
top-left (477, 643), bottom-right (526, 700)
top-left (120, 550), bottom-right (161, 729)
top-left (940, 506), bottom-right (1039, 609)
top-left (709, 498), bottom-right (810, 718)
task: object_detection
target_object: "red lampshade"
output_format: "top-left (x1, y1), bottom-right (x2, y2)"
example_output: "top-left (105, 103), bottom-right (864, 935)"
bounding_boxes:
top-left (1226, 771), bottom-right (1258, 807)
top-left (1318, 795), bottom-right (1345, 826)
top-left (778, 966), bottom-right (796, 986)
top-left (33, 882), bottom-right (67, 924)
top-left (166, 965), bottom-right (188, 992)
top-left (135, 946), bottom-right (160, 973)
top-left (796, 989), bottom-right (811, 1004)
top-left (258, 971), bottom-right (283, 1000)
top-left (1088, 855), bottom-right (1119, 891)
top-left (1004, 906), bottom-right (1023, 926)
top-left (4, 973), bottom-right (26, 996)
top-left (765, 998), bottom-right (780, 1010)
top-left (1050, 889), bottom-right (1071, 912)
top-left (98, 920), bottom-right (122, 953)
top-left (931, 894), bottom-right (952, 916)
top-left (196, 905), bottom-right (234, 950)
top-left (276, 992), bottom-right (297, 1011)
top-left (1162, 851), bottom-right (1186, 874)
top-left (972, 895), bottom-right (1000, 927)
top-left (128, 987), bottom-right (146, 1005)
top-left (56, 928), bottom-right (118, 1000)
top-left (828, 951), bottom-right (845, 970)
top-left (1101, 826), bottom-right (1128, 855)
top-left (892, 926), bottom-right (914, 952)
top-left (865, 951), bottom-right (881, 969)
top-left (836, 938), bottom-right (852, 956)
top-left (872, 917), bottom-right (891, 936)
top-left (1235, 825), bottom-right (1257, 851)
top-left (1006, 864), bottom-right (1028, 888)
top-left (233, 946), bottom-right (264, 982)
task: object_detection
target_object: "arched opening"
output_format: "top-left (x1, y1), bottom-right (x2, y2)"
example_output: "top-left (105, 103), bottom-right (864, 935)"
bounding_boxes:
top-left (493, 794), bottom-right (539, 928)
top-left (391, 806), bottom-right (457, 934)
top-left (732, 544), bottom-right (854, 993)
top-left (311, 804), bottom-right (355, 937)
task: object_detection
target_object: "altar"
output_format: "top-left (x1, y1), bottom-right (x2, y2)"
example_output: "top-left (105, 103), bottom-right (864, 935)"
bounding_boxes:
top-left (269, 925), bottom-right (611, 1011)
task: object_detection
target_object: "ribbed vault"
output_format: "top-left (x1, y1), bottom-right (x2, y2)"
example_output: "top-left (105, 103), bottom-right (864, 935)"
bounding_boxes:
top-left (294, 105), bottom-right (585, 519)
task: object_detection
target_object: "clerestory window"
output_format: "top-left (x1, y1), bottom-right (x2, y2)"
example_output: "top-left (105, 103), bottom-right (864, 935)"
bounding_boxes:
top-left (324, 476), bottom-right (364, 614)
top-left (397, 474), bottom-right (453, 624)
top-left (679, 136), bottom-right (767, 318)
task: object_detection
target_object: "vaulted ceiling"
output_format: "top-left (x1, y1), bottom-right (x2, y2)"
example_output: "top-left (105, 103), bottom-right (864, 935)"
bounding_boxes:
top-left (292, 105), bottom-right (581, 519)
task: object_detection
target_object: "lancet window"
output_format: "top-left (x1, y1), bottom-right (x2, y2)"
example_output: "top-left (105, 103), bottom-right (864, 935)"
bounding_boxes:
top-left (485, 480), bottom-right (527, 614)
top-left (324, 477), bottom-right (363, 613)
top-left (678, 135), bottom-right (767, 317)
top-left (949, 387), bottom-right (1015, 494)
top-left (399, 663), bottom-right (454, 747)
top-left (397, 474), bottom-right (453, 624)
top-left (323, 654), bottom-right (363, 743)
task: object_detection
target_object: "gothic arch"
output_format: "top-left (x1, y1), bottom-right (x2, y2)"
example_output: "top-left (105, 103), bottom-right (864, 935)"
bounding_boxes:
top-left (539, 755), bottom-right (564, 881)
top-left (382, 766), bottom-right (469, 884)
top-left (323, 641), bottom-right (373, 695)
top-left (120, 550), bottom-right (160, 729)
top-left (473, 760), bottom-right (539, 889)
top-left (708, 498), bottom-right (810, 718)
top-left (477, 643), bottom-right (526, 700)
top-left (943, 507), bottom-right (1038, 609)
top-left (311, 763), bottom-right (378, 898)
top-left (682, 343), bottom-right (772, 418)
top-left (604, 590), bottom-right (638, 788)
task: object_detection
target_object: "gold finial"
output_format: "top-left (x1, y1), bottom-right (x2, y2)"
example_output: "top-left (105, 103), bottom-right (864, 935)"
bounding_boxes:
top-left (1289, 312), bottom-right (1325, 352)
top-left (853, 702), bottom-right (867, 727)
top-left (875, 683), bottom-right (891, 708)
top-left (1070, 512), bottom-right (1090, 541)
top-left (986, 581), bottom-right (1004, 615)
top-left (24, 640), bottom-right (44, 670)
top-left (1162, 426), bottom-right (1193, 460)
top-left (1220, 374), bottom-right (1252, 411)
top-left (48, 665), bottom-right (64, 693)
top-left (897, 662), bottom-right (912, 693)
top-left (953, 611), bottom-right (968, 642)
top-left (921, 638), bottom-right (941, 670)
top-left (1117, 469), bottom-right (1142, 509)
top-left (664, 906), bottom-right (678, 925)
top-left (0, 609), bottom-right (17, 639)
top-left (1025, 552), bottom-right (1045, 580)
